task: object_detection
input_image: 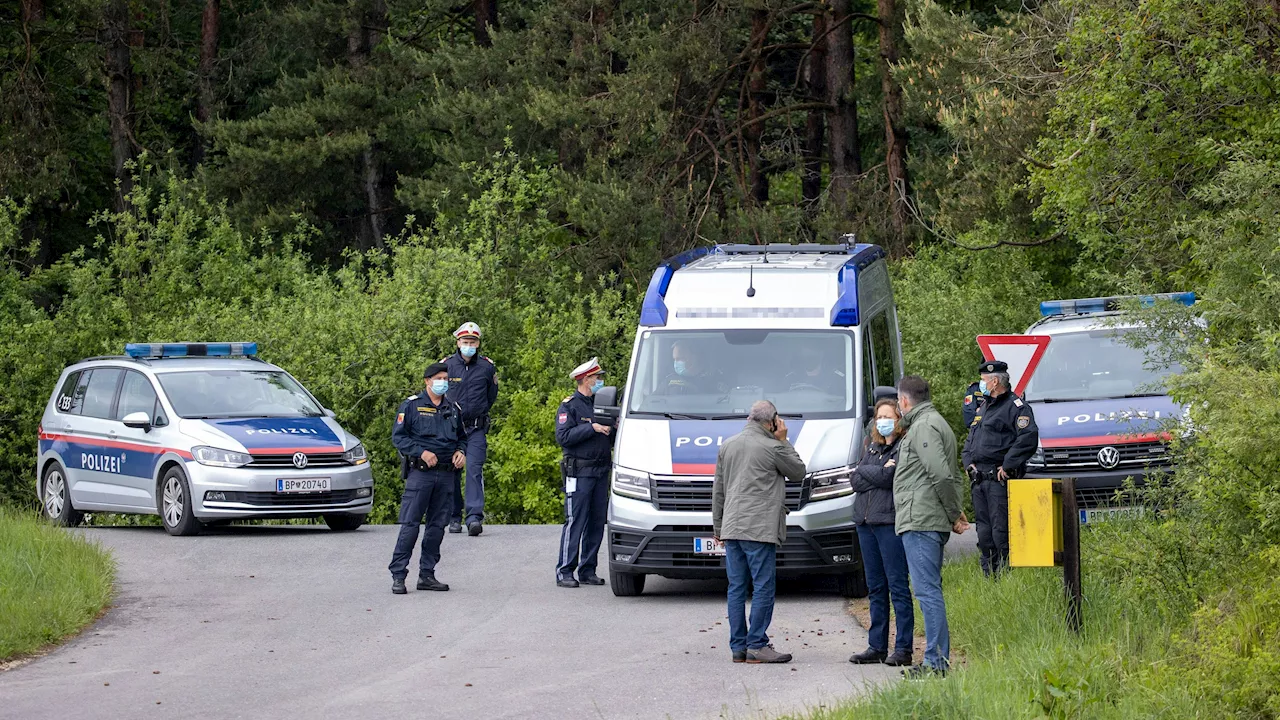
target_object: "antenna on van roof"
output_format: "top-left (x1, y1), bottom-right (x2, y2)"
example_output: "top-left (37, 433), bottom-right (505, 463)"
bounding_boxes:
top-left (746, 265), bottom-right (756, 297)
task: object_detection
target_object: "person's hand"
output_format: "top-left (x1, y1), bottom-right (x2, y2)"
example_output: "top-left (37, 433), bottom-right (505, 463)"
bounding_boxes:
top-left (592, 423), bottom-right (612, 435)
top-left (968, 464), bottom-right (978, 476)
top-left (997, 466), bottom-right (1009, 483)
top-left (452, 451), bottom-right (466, 469)
top-left (952, 512), bottom-right (970, 535)
top-left (773, 417), bottom-right (789, 441)
top-left (420, 450), bottom-right (438, 468)
top-left (885, 459), bottom-right (896, 468)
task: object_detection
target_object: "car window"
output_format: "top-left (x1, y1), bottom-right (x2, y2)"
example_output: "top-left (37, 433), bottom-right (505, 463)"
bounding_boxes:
top-left (116, 371), bottom-right (159, 421)
top-left (80, 368), bottom-right (124, 419)
top-left (54, 371), bottom-right (84, 414)
top-left (155, 369), bottom-right (324, 418)
top-left (868, 313), bottom-right (896, 389)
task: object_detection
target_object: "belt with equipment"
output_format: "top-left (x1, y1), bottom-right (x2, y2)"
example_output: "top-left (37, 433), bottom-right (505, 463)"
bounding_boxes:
top-left (560, 457), bottom-right (611, 475)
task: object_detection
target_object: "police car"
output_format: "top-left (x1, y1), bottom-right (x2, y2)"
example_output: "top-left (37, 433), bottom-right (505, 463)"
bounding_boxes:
top-left (1021, 294), bottom-right (1193, 522)
top-left (36, 343), bottom-right (374, 535)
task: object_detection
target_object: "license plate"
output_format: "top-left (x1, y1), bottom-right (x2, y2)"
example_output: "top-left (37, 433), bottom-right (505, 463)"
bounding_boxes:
top-left (693, 537), bottom-right (725, 555)
top-left (276, 477), bottom-right (331, 494)
top-left (1080, 505), bottom-right (1145, 524)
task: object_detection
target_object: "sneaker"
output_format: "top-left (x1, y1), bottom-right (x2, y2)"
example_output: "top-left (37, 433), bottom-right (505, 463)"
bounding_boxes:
top-left (556, 576), bottom-right (580, 588)
top-left (467, 521), bottom-right (483, 537)
top-left (745, 644), bottom-right (792, 664)
top-left (578, 573), bottom-right (606, 586)
top-left (884, 650), bottom-right (913, 667)
top-left (391, 578), bottom-right (407, 595)
top-left (448, 521), bottom-right (463, 534)
top-left (902, 663), bottom-right (947, 679)
top-left (732, 650), bottom-right (747, 663)
top-left (416, 574), bottom-right (450, 591)
top-left (849, 647), bottom-right (887, 664)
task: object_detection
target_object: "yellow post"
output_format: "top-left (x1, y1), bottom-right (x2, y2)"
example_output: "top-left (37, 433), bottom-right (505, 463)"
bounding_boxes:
top-left (1008, 478), bottom-right (1062, 567)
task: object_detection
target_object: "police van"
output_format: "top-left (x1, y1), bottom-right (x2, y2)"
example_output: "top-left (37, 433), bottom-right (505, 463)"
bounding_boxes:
top-left (602, 242), bottom-right (902, 597)
top-left (36, 343), bottom-right (374, 536)
top-left (1020, 294), bottom-right (1193, 522)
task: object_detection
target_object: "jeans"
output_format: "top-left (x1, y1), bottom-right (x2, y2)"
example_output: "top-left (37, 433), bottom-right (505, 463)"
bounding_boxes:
top-left (452, 430), bottom-right (488, 524)
top-left (388, 468), bottom-right (454, 579)
top-left (856, 523), bottom-right (914, 654)
top-left (556, 473), bottom-right (609, 579)
top-left (725, 539), bottom-right (778, 652)
top-left (901, 530), bottom-right (951, 670)
top-left (972, 478), bottom-right (1010, 577)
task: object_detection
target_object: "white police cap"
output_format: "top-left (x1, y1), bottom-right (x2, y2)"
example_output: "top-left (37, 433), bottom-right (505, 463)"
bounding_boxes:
top-left (570, 357), bottom-right (604, 380)
top-left (454, 322), bottom-right (482, 339)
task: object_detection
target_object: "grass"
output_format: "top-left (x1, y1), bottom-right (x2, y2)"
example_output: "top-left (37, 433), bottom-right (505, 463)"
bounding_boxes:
top-left (0, 507), bottom-right (115, 662)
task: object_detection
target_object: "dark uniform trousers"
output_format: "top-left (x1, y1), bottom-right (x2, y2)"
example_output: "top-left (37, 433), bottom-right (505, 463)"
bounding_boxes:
top-left (452, 426), bottom-right (487, 524)
top-left (389, 468), bottom-right (455, 579)
top-left (971, 474), bottom-right (1010, 577)
top-left (556, 467), bottom-right (610, 579)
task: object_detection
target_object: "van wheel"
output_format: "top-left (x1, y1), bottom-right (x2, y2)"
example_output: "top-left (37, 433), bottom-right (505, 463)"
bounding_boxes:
top-left (610, 571), bottom-right (646, 597)
top-left (42, 464), bottom-right (83, 527)
top-left (839, 570), bottom-right (869, 599)
top-left (324, 514), bottom-right (365, 532)
top-left (158, 467), bottom-right (202, 537)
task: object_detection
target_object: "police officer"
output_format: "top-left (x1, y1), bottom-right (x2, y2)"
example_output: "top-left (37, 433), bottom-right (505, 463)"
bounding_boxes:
top-left (961, 360), bottom-right (1039, 578)
top-left (659, 340), bottom-right (728, 395)
top-left (443, 322), bottom-right (498, 537)
top-left (961, 377), bottom-right (987, 431)
top-left (388, 362), bottom-right (466, 595)
top-left (555, 357), bottom-right (616, 588)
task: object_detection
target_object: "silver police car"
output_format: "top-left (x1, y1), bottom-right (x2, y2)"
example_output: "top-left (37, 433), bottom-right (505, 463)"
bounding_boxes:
top-left (36, 343), bottom-right (374, 535)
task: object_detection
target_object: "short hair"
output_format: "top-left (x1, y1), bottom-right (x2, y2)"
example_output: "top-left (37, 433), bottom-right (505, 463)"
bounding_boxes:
top-left (747, 400), bottom-right (777, 425)
top-left (897, 375), bottom-right (931, 404)
top-left (992, 371), bottom-right (1011, 391)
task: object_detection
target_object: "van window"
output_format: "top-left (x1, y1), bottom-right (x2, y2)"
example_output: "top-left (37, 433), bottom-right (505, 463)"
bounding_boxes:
top-left (868, 313), bottom-right (897, 389)
top-left (116, 371), bottom-right (159, 421)
top-left (80, 368), bottom-right (124, 419)
top-left (55, 371), bottom-right (85, 414)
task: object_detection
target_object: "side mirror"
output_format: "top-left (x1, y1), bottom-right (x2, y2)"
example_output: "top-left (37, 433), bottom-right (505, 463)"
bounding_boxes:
top-left (122, 411), bottom-right (153, 432)
top-left (324, 408), bottom-right (337, 418)
top-left (594, 385), bottom-right (621, 425)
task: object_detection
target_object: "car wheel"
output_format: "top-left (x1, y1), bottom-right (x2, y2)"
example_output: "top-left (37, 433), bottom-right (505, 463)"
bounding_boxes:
top-left (158, 467), bottom-right (202, 537)
top-left (610, 571), bottom-right (646, 597)
top-left (324, 514), bottom-right (365, 532)
top-left (42, 464), bottom-right (83, 527)
top-left (838, 569), bottom-right (869, 599)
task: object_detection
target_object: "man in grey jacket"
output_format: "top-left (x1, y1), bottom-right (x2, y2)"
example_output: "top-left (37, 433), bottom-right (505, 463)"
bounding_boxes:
top-left (712, 400), bottom-right (808, 664)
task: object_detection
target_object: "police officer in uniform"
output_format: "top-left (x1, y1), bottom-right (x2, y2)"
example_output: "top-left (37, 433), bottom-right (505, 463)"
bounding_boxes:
top-left (961, 360), bottom-right (1039, 578)
top-left (388, 362), bottom-right (466, 594)
top-left (443, 322), bottom-right (498, 537)
top-left (961, 378), bottom-right (987, 431)
top-left (659, 340), bottom-right (728, 396)
top-left (555, 357), bottom-right (616, 588)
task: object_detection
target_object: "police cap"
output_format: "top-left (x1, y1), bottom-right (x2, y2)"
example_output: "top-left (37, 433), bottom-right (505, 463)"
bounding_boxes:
top-left (424, 361), bottom-right (450, 378)
top-left (570, 357), bottom-right (604, 381)
top-left (978, 359), bottom-right (1009, 374)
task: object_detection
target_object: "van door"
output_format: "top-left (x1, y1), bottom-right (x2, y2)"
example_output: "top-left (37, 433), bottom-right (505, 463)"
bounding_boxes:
top-left (66, 367), bottom-right (125, 507)
top-left (110, 370), bottom-right (164, 508)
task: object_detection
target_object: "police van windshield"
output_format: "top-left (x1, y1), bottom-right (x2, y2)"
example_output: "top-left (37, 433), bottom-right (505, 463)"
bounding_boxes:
top-left (156, 370), bottom-right (324, 419)
top-left (1022, 328), bottom-right (1182, 402)
top-left (627, 330), bottom-right (855, 418)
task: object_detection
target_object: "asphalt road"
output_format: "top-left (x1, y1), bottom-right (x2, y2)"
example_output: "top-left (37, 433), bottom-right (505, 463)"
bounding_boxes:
top-left (0, 524), bottom-right (976, 720)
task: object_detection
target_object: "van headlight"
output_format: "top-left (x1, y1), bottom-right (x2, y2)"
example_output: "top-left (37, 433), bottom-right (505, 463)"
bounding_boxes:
top-left (612, 468), bottom-right (651, 500)
top-left (1028, 446), bottom-right (1046, 468)
top-left (809, 466), bottom-right (854, 501)
top-left (343, 443), bottom-right (368, 465)
top-left (192, 446), bottom-right (253, 468)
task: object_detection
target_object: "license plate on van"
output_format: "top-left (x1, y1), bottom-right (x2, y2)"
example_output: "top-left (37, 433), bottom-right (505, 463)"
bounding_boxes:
top-left (277, 477), bottom-right (331, 494)
top-left (1079, 506), bottom-right (1145, 524)
top-left (693, 537), bottom-right (725, 555)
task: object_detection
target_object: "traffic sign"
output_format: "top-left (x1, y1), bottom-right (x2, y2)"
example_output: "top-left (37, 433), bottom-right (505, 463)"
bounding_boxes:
top-left (976, 334), bottom-right (1052, 396)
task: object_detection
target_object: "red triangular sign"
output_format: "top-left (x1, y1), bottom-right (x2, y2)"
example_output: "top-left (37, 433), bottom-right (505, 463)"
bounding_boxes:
top-left (976, 335), bottom-right (1052, 397)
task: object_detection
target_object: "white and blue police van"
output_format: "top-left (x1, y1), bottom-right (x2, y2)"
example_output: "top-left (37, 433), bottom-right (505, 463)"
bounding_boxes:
top-left (602, 241), bottom-right (902, 597)
top-left (36, 343), bottom-right (374, 536)
top-left (1021, 294), bottom-right (1193, 523)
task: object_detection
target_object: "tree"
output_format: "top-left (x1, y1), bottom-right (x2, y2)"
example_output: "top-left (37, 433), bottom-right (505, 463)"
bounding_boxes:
top-left (825, 0), bottom-right (863, 214)
top-left (802, 12), bottom-right (827, 212)
top-left (877, 0), bottom-right (910, 252)
top-left (194, 0), bottom-right (221, 163)
top-left (102, 0), bottom-right (136, 211)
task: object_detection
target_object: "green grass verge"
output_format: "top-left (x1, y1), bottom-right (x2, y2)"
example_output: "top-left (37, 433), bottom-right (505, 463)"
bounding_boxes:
top-left (0, 508), bottom-right (115, 661)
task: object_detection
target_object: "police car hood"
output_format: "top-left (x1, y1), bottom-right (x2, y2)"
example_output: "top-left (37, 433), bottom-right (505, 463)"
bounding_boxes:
top-left (615, 418), bottom-right (855, 476)
top-left (180, 416), bottom-right (351, 454)
top-left (1031, 395), bottom-right (1183, 447)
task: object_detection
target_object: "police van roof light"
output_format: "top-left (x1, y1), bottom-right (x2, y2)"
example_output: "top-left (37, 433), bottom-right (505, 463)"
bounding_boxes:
top-left (829, 244), bottom-right (887, 327)
top-left (640, 246), bottom-right (718, 327)
top-left (1039, 292), bottom-right (1195, 317)
top-left (125, 342), bottom-right (259, 358)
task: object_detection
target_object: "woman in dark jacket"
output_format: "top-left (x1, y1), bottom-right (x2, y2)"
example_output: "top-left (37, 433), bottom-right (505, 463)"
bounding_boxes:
top-left (849, 398), bottom-right (914, 666)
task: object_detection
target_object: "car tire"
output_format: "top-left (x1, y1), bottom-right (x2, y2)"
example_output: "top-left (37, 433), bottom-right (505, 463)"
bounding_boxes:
top-left (324, 514), bottom-right (366, 532)
top-left (838, 569), bottom-right (869, 599)
top-left (610, 571), bottom-right (646, 597)
top-left (42, 463), bottom-right (84, 527)
top-left (158, 467), bottom-right (202, 537)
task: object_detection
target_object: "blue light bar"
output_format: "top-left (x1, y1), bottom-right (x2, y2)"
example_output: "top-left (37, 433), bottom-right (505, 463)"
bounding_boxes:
top-left (639, 246), bottom-right (717, 327)
top-left (125, 342), bottom-right (259, 358)
top-left (829, 244), bottom-right (887, 327)
top-left (1039, 292), bottom-right (1196, 317)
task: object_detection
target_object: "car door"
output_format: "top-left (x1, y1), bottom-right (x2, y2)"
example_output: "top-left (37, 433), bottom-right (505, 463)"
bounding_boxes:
top-left (65, 367), bottom-right (126, 508)
top-left (110, 370), bottom-right (165, 508)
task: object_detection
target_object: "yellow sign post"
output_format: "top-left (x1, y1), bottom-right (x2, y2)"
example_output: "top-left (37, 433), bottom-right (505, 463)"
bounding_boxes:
top-left (1008, 477), bottom-right (1083, 631)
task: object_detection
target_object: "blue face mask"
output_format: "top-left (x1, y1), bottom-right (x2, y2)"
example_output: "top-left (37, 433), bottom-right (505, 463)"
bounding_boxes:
top-left (875, 419), bottom-right (897, 437)
top-left (430, 379), bottom-right (450, 396)
top-left (979, 380), bottom-right (989, 395)
top-left (591, 379), bottom-right (605, 393)
top-left (460, 345), bottom-right (477, 358)
top-left (673, 360), bottom-right (687, 376)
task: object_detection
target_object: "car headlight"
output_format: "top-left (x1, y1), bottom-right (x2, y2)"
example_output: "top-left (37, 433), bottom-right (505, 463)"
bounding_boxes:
top-left (192, 446), bottom-right (253, 468)
top-left (343, 443), bottom-right (368, 465)
top-left (1028, 446), bottom-right (1046, 468)
top-left (612, 468), bottom-right (651, 500)
top-left (809, 466), bottom-right (854, 501)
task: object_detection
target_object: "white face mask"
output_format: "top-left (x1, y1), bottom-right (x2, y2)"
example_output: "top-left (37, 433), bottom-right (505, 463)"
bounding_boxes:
top-left (875, 418), bottom-right (897, 437)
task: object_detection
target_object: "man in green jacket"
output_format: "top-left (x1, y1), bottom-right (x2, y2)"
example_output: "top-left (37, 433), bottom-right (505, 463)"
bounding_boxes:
top-left (893, 375), bottom-right (970, 677)
top-left (712, 400), bottom-right (808, 664)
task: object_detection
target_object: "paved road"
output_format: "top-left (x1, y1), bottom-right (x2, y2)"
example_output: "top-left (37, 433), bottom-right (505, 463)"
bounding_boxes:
top-left (0, 525), bottom-right (976, 720)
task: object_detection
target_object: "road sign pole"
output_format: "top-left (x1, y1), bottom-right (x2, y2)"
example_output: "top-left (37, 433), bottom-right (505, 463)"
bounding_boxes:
top-left (1061, 477), bottom-right (1083, 633)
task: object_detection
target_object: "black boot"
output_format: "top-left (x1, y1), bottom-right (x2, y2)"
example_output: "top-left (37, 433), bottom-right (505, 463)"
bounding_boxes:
top-left (391, 578), bottom-right (407, 595)
top-left (556, 575), bottom-right (580, 588)
top-left (448, 520), bottom-right (463, 534)
top-left (849, 648), bottom-right (887, 664)
top-left (578, 573), bottom-right (606, 586)
top-left (884, 650), bottom-right (913, 667)
top-left (416, 573), bottom-right (450, 591)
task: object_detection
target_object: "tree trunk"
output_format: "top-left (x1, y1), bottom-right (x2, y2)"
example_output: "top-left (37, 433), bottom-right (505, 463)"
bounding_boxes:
top-left (474, 0), bottom-right (498, 48)
top-left (21, 0), bottom-right (44, 23)
top-left (193, 0), bottom-right (221, 164)
top-left (103, 0), bottom-right (135, 211)
top-left (802, 12), bottom-right (827, 210)
top-left (825, 0), bottom-right (862, 213)
top-left (878, 0), bottom-right (910, 253)
top-left (349, 0), bottom-right (388, 249)
top-left (745, 8), bottom-right (770, 206)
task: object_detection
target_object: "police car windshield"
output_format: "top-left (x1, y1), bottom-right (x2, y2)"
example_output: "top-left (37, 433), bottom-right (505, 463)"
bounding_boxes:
top-left (156, 370), bottom-right (324, 419)
top-left (627, 330), bottom-right (855, 418)
top-left (1022, 328), bottom-right (1182, 402)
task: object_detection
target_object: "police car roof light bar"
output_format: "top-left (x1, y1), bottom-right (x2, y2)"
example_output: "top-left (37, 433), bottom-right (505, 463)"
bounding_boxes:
top-left (718, 243), bottom-right (854, 255)
top-left (124, 342), bottom-right (259, 359)
top-left (830, 244), bottom-right (888, 327)
top-left (639, 246), bottom-right (719, 327)
top-left (1039, 292), bottom-right (1196, 317)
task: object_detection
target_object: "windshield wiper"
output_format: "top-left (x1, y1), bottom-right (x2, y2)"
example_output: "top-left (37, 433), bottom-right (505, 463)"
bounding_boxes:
top-left (1032, 398), bottom-right (1091, 404)
top-left (1120, 392), bottom-right (1166, 398)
